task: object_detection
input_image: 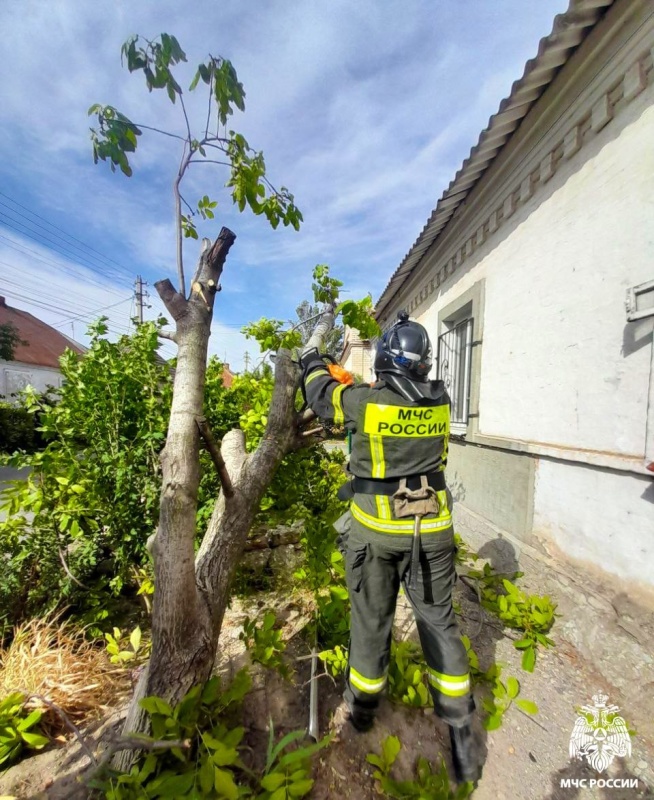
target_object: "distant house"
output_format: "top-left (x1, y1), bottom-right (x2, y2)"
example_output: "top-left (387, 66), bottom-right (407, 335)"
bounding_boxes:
top-left (340, 327), bottom-right (373, 383)
top-left (375, 0), bottom-right (654, 589)
top-left (222, 363), bottom-right (235, 389)
top-left (0, 296), bottom-right (85, 399)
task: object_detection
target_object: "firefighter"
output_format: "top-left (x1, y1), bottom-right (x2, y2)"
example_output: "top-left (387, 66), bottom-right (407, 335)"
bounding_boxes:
top-left (300, 310), bottom-right (481, 784)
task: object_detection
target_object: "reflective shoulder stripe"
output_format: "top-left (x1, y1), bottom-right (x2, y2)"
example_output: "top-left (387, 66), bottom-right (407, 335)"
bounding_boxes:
top-left (332, 383), bottom-right (347, 424)
top-left (349, 666), bottom-right (387, 694)
top-left (305, 368), bottom-right (329, 386)
top-left (351, 503), bottom-right (452, 534)
top-left (427, 668), bottom-right (470, 697)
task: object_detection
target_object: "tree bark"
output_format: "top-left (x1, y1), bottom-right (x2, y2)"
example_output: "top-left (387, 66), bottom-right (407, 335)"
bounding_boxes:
top-left (117, 245), bottom-right (332, 764)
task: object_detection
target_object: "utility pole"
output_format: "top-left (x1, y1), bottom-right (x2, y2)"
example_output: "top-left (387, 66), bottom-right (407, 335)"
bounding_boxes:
top-left (244, 351), bottom-right (251, 372)
top-left (134, 275), bottom-right (150, 325)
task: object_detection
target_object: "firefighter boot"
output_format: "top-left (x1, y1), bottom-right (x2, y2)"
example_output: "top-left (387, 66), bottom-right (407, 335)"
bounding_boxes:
top-left (346, 699), bottom-right (376, 732)
top-left (449, 723), bottom-right (482, 784)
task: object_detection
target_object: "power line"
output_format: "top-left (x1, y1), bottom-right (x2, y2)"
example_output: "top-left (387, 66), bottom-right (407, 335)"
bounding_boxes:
top-left (0, 270), bottom-right (127, 312)
top-left (0, 192), bottom-right (136, 279)
top-left (0, 213), bottom-right (132, 284)
top-left (0, 285), bottom-right (134, 332)
top-left (0, 233), bottom-right (130, 293)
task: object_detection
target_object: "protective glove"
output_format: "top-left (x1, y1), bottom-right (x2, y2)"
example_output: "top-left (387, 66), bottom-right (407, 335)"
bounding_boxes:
top-left (299, 348), bottom-right (326, 371)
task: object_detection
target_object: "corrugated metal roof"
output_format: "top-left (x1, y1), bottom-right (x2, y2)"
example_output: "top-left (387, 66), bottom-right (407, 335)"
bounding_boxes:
top-left (0, 296), bottom-right (85, 368)
top-left (375, 0), bottom-right (614, 319)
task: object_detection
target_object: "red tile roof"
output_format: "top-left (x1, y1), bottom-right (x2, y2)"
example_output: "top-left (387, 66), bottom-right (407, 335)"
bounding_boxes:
top-left (0, 296), bottom-right (85, 368)
top-left (222, 363), bottom-right (235, 388)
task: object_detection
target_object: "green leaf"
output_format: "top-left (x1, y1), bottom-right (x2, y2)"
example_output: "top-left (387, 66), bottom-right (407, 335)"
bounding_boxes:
top-left (139, 696), bottom-right (174, 716)
top-left (381, 735), bottom-right (401, 767)
top-left (506, 676), bottom-right (520, 699)
top-left (261, 772), bottom-right (286, 791)
top-left (199, 754), bottom-right (214, 794)
top-left (521, 646), bottom-right (536, 673)
top-left (214, 766), bottom-right (239, 800)
top-left (483, 714), bottom-right (503, 731)
top-left (366, 754), bottom-right (384, 769)
top-left (20, 731), bottom-right (49, 748)
top-left (515, 699), bottom-right (539, 715)
top-left (513, 638), bottom-right (532, 650)
top-left (288, 779), bottom-right (314, 797)
top-left (16, 710), bottom-right (42, 732)
top-left (129, 626), bottom-right (142, 652)
top-left (151, 771), bottom-right (195, 797)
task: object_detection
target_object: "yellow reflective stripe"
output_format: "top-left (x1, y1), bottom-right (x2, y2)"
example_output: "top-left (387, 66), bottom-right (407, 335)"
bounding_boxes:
top-left (436, 490), bottom-right (449, 518)
top-left (370, 435), bottom-right (386, 478)
top-left (427, 669), bottom-right (470, 697)
top-left (332, 384), bottom-right (347, 425)
top-left (375, 495), bottom-right (392, 520)
top-left (351, 503), bottom-right (452, 534)
top-left (350, 667), bottom-right (387, 694)
top-left (305, 368), bottom-right (329, 385)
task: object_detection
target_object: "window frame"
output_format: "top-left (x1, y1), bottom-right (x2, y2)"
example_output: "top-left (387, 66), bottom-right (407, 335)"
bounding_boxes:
top-left (436, 280), bottom-right (485, 438)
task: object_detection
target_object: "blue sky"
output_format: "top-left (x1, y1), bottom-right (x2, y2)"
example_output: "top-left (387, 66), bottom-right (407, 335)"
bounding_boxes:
top-left (0, 0), bottom-right (567, 369)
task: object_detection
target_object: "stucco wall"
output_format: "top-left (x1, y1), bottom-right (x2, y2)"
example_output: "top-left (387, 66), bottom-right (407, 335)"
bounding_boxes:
top-left (533, 459), bottom-right (654, 585)
top-left (0, 360), bottom-right (63, 399)
top-left (416, 94), bottom-right (654, 458)
top-left (477, 102), bottom-right (654, 457)
top-left (447, 441), bottom-right (535, 542)
top-left (387, 29), bottom-right (654, 585)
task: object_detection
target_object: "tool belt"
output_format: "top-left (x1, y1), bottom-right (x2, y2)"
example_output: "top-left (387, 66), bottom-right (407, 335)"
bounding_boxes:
top-left (337, 471), bottom-right (445, 501)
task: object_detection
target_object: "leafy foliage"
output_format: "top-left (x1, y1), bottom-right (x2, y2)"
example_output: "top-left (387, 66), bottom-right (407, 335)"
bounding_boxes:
top-left (456, 540), bottom-right (557, 673)
top-left (0, 402), bottom-right (45, 454)
top-left (89, 33), bottom-right (302, 240)
top-left (0, 692), bottom-right (49, 767)
top-left (366, 735), bottom-right (472, 799)
top-left (88, 105), bottom-right (142, 177)
top-left (0, 322), bottom-right (26, 362)
top-left (239, 611), bottom-right (290, 679)
top-left (0, 320), bottom-right (172, 634)
top-left (387, 640), bottom-right (432, 709)
top-left (91, 671), bottom-right (329, 800)
top-left (242, 264), bottom-right (379, 356)
top-left (104, 626), bottom-right (150, 666)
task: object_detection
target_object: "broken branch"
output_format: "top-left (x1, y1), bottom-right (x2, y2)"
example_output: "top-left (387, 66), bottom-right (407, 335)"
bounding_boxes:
top-left (196, 416), bottom-right (235, 498)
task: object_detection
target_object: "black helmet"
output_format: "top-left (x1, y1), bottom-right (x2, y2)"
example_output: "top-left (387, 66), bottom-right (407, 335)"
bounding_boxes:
top-left (374, 311), bottom-right (432, 382)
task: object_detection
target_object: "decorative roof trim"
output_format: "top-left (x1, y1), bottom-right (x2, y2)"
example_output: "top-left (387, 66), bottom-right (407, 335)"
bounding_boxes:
top-left (375, 0), bottom-right (615, 318)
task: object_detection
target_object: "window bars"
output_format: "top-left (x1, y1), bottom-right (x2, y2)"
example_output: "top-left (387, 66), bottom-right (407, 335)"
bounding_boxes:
top-left (437, 318), bottom-right (473, 426)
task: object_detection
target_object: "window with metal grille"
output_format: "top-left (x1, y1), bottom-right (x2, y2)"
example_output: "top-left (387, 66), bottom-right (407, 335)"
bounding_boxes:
top-left (437, 317), bottom-right (473, 427)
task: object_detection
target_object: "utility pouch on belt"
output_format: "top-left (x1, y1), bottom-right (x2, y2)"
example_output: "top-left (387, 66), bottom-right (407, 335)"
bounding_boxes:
top-left (392, 475), bottom-right (440, 518)
top-left (393, 475), bottom-right (440, 591)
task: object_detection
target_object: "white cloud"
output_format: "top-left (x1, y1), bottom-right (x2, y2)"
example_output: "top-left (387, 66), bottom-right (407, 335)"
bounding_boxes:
top-left (0, 0), bottom-right (569, 350)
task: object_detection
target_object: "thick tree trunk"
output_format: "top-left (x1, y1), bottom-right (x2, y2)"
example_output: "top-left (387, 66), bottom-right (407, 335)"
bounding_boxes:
top-left (118, 231), bottom-right (236, 759)
top-left (118, 235), bottom-right (331, 763)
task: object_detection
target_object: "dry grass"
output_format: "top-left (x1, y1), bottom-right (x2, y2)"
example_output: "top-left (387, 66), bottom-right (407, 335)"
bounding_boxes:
top-left (0, 615), bottom-right (131, 736)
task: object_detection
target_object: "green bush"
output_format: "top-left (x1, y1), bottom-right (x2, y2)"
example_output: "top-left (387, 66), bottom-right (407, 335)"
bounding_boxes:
top-left (0, 402), bottom-right (45, 453)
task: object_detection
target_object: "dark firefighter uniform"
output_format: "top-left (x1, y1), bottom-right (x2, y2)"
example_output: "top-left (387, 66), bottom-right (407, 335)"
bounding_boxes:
top-left (301, 357), bottom-right (475, 729)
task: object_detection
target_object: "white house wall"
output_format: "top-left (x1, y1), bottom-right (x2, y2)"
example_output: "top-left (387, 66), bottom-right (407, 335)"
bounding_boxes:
top-left (380, 1), bottom-right (654, 587)
top-left (533, 459), bottom-right (654, 586)
top-left (414, 98), bottom-right (654, 585)
top-left (0, 360), bottom-right (63, 399)
top-left (478, 100), bottom-right (654, 457)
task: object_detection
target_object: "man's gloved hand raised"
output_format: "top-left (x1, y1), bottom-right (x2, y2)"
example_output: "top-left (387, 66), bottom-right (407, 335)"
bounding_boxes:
top-left (299, 348), bottom-right (325, 371)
